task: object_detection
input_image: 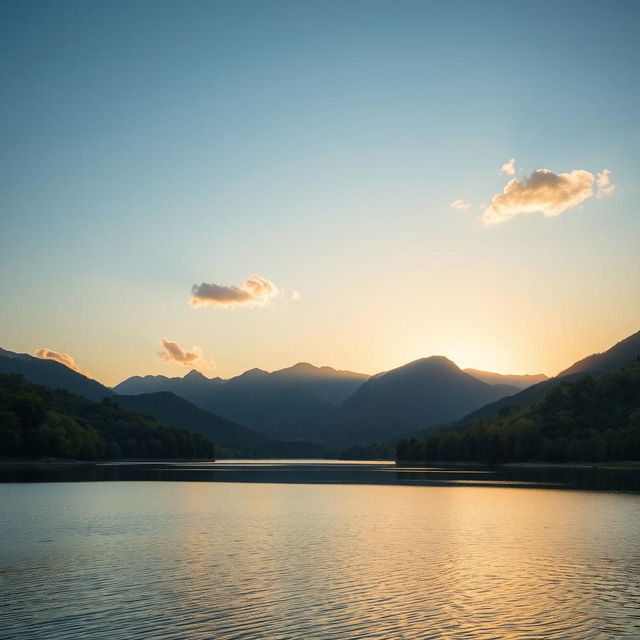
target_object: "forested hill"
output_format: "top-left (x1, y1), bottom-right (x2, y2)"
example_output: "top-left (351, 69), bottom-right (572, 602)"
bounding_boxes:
top-left (397, 362), bottom-right (640, 464)
top-left (0, 374), bottom-right (215, 460)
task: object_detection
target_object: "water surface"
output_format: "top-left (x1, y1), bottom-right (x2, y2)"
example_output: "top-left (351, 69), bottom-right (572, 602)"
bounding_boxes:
top-left (1, 461), bottom-right (639, 639)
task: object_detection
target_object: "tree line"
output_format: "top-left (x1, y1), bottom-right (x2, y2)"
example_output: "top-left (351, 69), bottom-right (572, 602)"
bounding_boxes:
top-left (0, 374), bottom-right (215, 460)
top-left (396, 362), bottom-right (640, 464)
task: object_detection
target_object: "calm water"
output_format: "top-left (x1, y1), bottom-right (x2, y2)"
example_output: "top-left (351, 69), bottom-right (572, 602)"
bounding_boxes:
top-left (1, 462), bottom-right (640, 639)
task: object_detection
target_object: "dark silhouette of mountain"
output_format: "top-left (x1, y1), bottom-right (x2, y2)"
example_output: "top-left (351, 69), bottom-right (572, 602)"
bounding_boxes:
top-left (0, 374), bottom-right (214, 460)
top-left (459, 329), bottom-right (640, 425)
top-left (112, 391), bottom-right (325, 458)
top-left (556, 330), bottom-right (640, 377)
top-left (201, 363), bottom-right (369, 440)
top-left (114, 369), bottom-right (224, 406)
top-left (464, 368), bottom-right (548, 390)
top-left (330, 356), bottom-right (518, 445)
top-left (398, 361), bottom-right (640, 464)
top-left (112, 392), bottom-right (270, 451)
top-left (115, 362), bottom-right (369, 440)
top-left (0, 347), bottom-right (112, 401)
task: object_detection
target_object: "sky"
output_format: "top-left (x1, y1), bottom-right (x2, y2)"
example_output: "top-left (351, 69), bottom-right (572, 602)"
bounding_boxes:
top-left (1, 0), bottom-right (639, 386)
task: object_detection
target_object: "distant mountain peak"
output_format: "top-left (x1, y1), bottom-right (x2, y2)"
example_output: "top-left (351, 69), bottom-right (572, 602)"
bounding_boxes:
top-left (403, 355), bottom-right (461, 371)
top-left (275, 362), bottom-right (330, 377)
top-left (184, 369), bottom-right (208, 381)
top-left (234, 367), bottom-right (269, 380)
top-left (334, 353), bottom-right (517, 445)
top-left (290, 362), bottom-right (317, 371)
top-left (272, 362), bottom-right (369, 380)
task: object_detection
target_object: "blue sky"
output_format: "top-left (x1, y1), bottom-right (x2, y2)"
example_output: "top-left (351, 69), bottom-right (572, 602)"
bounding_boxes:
top-left (1, 0), bottom-right (639, 385)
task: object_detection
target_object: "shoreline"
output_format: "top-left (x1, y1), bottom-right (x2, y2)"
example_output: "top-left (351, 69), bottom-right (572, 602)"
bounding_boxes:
top-left (0, 457), bottom-right (216, 468)
top-left (2, 458), bottom-right (639, 472)
top-left (395, 460), bottom-right (640, 471)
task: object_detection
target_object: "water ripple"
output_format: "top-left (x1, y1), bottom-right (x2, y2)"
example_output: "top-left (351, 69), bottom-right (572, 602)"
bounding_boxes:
top-left (1, 480), bottom-right (639, 639)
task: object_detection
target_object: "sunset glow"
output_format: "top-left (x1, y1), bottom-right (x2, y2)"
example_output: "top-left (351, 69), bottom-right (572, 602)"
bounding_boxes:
top-left (0, 1), bottom-right (637, 387)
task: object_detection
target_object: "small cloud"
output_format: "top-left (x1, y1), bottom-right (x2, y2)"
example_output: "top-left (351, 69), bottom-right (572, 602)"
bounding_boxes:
top-left (596, 169), bottom-right (615, 197)
top-left (190, 274), bottom-right (280, 308)
top-left (500, 158), bottom-right (516, 175)
top-left (36, 348), bottom-right (91, 377)
top-left (481, 168), bottom-right (609, 226)
top-left (159, 338), bottom-right (215, 373)
top-left (450, 199), bottom-right (472, 211)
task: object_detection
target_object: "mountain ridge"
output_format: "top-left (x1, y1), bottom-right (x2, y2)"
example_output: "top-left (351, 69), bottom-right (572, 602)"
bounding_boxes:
top-left (463, 368), bottom-right (548, 390)
top-left (0, 348), bottom-right (113, 401)
top-left (458, 330), bottom-right (640, 425)
top-left (331, 356), bottom-right (519, 445)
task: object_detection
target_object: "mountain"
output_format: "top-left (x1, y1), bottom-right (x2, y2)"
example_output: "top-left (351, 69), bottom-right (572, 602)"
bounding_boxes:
top-left (330, 356), bottom-right (519, 445)
top-left (459, 329), bottom-right (640, 425)
top-left (112, 391), bottom-right (326, 458)
top-left (556, 330), bottom-right (640, 377)
top-left (201, 363), bottom-right (369, 440)
top-left (114, 369), bottom-right (224, 406)
top-left (115, 362), bottom-right (369, 440)
top-left (464, 368), bottom-right (548, 390)
top-left (398, 361), bottom-right (640, 464)
top-left (0, 374), bottom-right (214, 460)
top-left (0, 347), bottom-right (113, 401)
top-left (112, 392), bottom-right (272, 453)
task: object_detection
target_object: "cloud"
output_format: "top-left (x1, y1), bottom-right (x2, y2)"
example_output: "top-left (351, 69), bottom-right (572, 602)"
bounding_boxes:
top-left (450, 199), bottom-right (472, 211)
top-left (596, 169), bottom-right (615, 197)
top-left (481, 168), bottom-right (613, 226)
top-left (190, 274), bottom-right (279, 308)
top-left (159, 338), bottom-right (215, 372)
top-left (35, 348), bottom-right (91, 377)
top-left (500, 158), bottom-right (516, 175)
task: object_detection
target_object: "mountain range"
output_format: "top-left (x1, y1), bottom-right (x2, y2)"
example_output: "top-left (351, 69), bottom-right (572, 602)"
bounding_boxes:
top-left (113, 360), bottom-right (523, 443)
top-left (115, 362), bottom-right (368, 441)
top-left (2, 329), bottom-right (638, 453)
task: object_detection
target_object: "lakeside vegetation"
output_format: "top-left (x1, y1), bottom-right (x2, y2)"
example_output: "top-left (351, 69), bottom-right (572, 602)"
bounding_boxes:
top-left (396, 362), bottom-right (640, 464)
top-left (0, 374), bottom-right (215, 460)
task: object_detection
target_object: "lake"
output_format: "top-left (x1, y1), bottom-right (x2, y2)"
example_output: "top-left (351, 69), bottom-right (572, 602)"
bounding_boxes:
top-left (1, 461), bottom-right (639, 639)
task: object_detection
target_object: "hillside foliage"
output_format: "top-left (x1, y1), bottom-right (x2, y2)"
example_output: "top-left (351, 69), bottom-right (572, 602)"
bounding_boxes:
top-left (397, 363), bottom-right (640, 464)
top-left (0, 374), bottom-right (215, 460)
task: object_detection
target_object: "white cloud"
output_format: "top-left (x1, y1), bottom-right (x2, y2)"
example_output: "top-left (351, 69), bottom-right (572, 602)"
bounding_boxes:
top-left (36, 348), bottom-right (92, 377)
top-left (159, 338), bottom-right (215, 373)
top-left (596, 169), bottom-right (615, 197)
top-left (481, 168), bottom-right (613, 226)
top-left (500, 158), bottom-right (516, 175)
top-left (450, 199), bottom-right (472, 211)
top-left (190, 275), bottom-right (279, 308)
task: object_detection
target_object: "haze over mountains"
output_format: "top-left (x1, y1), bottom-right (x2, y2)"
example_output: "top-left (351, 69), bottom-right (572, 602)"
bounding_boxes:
top-left (2, 329), bottom-right (638, 453)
